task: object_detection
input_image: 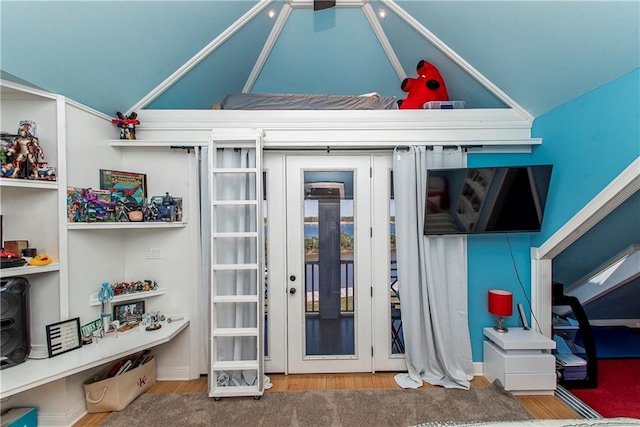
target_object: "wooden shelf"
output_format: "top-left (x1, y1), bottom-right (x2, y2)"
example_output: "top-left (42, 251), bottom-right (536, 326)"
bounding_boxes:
top-left (0, 262), bottom-right (60, 278)
top-left (0, 178), bottom-right (58, 190)
top-left (89, 288), bottom-right (167, 306)
top-left (0, 318), bottom-right (189, 399)
top-left (68, 221), bottom-right (186, 230)
top-left (108, 139), bottom-right (207, 148)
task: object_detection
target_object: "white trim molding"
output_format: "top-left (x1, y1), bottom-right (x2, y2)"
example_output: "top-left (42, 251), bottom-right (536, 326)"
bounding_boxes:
top-left (531, 156), bottom-right (640, 336)
top-left (134, 108), bottom-right (538, 152)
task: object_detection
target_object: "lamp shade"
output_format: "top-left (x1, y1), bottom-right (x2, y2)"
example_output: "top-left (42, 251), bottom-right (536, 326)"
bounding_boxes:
top-left (488, 289), bottom-right (513, 317)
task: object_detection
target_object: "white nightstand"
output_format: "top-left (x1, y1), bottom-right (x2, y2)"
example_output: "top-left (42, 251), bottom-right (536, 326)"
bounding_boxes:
top-left (483, 327), bottom-right (556, 395)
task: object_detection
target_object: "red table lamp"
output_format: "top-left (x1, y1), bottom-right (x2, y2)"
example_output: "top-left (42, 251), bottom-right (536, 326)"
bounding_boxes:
top-left (488, 289), bottom-right (513, 333)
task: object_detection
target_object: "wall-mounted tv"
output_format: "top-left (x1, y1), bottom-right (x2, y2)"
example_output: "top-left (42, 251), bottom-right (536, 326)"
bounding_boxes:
top-left (424, 165), bottom-right (553, 235)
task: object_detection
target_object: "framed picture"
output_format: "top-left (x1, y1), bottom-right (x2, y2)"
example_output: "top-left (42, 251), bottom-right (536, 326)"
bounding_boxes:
top-left (112, 300), bottom-right (145, 323)
top-left (99, 169), bottom-right (147, 207)
top-left (46, 317), bottom-right (82, 358)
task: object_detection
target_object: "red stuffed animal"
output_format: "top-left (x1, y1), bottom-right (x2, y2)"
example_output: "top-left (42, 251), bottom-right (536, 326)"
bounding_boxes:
top-left (398, 60), bottom-right (449, 109)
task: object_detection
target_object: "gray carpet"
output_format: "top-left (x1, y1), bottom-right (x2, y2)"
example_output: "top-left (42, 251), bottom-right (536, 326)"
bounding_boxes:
top-left (101, 380), bottom-right (532, 427)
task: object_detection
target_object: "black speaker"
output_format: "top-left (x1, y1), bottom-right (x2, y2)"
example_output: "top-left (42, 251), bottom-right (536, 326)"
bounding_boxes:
top-left (0, 277), bottom-right (30, 369)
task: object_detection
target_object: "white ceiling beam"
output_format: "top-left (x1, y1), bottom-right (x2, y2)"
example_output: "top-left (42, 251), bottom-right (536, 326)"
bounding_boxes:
top-left (244, 4), bottom-right (293, 93)
top-left (362, 3), bottom-right (406, 81)
top-left (127, 0), bottom-right (275, 114)
top-left (382, 0), bottom-right (533, 123)
top-left (286, 0), bottom-right (365, 8)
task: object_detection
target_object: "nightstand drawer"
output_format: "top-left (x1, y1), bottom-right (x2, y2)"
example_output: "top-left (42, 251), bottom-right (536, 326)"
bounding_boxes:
top-left (503, 373), bottom-right (557, 391)
top-left (502, 351), bottom-right (555, 374)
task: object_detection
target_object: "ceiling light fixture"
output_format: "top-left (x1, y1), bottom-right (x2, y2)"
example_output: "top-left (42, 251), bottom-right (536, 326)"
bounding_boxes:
top-left (267, 8), bottom-right (277, 19)
top-left (378, 8), bottom-right (387, 19)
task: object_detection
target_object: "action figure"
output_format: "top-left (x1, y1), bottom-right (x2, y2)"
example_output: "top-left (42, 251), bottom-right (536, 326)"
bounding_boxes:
top-left (7, 121), bottom-right (43, 179)
top-left (111, 111), bottom-right (140, 140)
top-left (1, 162), bottom-right (15, 177)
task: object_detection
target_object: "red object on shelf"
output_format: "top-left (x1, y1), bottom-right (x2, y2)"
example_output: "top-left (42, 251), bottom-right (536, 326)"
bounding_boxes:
top-left (488, 289), bottom-right (513, 317)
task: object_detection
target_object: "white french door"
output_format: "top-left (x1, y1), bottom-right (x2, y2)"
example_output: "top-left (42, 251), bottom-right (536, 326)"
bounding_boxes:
top-left (263, 152), bottom-right (404, 374)
top-left (285, 155), bottom-right (372, 373)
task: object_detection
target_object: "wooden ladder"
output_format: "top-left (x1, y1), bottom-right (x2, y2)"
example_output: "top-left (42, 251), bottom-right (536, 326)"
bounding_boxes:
top-left (208, 128), bottom-right (264, 399)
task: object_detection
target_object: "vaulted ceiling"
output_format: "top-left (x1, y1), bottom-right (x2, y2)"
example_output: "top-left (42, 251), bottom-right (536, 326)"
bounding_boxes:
top-left (1, 1), bottom-right (638, 318)
top-left (1, 1), bottom-right (638, 118)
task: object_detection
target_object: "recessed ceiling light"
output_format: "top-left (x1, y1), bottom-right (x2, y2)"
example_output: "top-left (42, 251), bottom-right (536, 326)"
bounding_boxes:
top-left (267, 8), bottom-right (277, 19)
top-left (378, 8), bottom-right (387, 19)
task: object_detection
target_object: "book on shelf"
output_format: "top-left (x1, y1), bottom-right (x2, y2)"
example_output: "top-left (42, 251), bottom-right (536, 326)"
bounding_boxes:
top-left (555, 353), bottom-right (586, 366)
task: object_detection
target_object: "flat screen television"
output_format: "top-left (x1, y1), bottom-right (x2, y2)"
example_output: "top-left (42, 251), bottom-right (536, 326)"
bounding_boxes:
top-left (423, 165), bottom-right (553, 235)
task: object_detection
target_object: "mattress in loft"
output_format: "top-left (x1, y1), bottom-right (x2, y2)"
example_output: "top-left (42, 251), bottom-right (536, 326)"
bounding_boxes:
top-left (219, 92), bottom-right (398, 110)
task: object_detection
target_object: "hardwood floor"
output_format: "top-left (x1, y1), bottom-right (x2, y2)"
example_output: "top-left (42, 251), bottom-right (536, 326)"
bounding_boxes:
top-left (74, 373), bottom-right (581, 426)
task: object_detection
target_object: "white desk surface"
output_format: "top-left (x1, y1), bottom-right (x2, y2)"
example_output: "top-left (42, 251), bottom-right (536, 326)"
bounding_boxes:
top-left (0, 318), bottom-right (189, 399)
top-left (483, 327), bottom-right (556, 351)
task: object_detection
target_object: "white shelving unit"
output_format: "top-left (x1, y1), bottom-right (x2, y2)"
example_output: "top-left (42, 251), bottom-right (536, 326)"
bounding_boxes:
top-left (1, 80), bottom-right (68, 366)
top-left (208, 128), bottom-right (265, 399)
top-left (108, 139), bottom-right (208, 148)
top-left (0, 317), bottom-right (189, 399)
top-left (0, 263), bottom-right (61, 279)
top-left (0, 82), bottom-right (195, 414)
top-left (68, 221), bottom-right (186, 230)
top-left (88, 288), bottom-right (167, 306)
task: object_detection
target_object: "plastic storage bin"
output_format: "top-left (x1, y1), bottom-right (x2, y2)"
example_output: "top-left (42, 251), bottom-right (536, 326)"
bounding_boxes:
top-left (423, 101), bottom-right (466, 109)
top-left (0, 407), bottom-right (37, 427)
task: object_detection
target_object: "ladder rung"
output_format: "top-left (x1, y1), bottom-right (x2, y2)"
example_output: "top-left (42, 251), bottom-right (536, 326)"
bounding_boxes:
top-left (212, 263), bottom-right (258, 270)
top-left (212, 232), bottom-right (258, 238)
top-left (210, 136), bottom-right (261, 145)
top-left (212, 168), bottom-right (258, 174)
top-left (209, 386), bottom-right (263, 398)
top-left (213, 295), bottom-right (259, 303)
top-left (211, 360), bottom-right (259, 371)
top-left (213, 327), bottom-right (258, 337)
top-left (212, 200), bottom-right (258, 206)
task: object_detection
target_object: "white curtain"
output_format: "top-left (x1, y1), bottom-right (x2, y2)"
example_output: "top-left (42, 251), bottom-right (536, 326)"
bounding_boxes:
top-left (393, 145), bottom-right (474, 390)
top-left (200, 146), bottom-right (211, 373)
top-left (211, 147), bottom-right (258, 387)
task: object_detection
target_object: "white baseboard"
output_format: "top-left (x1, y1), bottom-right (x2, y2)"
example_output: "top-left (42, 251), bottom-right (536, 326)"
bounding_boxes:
top-left (156, 366), bottom-right (192, 381)
top-left (474, 361), bottom-right (484, 377)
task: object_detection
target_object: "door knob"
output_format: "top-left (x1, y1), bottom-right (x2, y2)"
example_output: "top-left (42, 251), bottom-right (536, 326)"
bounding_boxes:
top-left (289, 288), bottom-right (297, 295)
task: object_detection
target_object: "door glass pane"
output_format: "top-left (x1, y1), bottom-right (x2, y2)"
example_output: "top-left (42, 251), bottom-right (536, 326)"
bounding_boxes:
top-left (390, 172), bottom-right (404, 354)
top-left (303, 172), bottom-right (354, 356)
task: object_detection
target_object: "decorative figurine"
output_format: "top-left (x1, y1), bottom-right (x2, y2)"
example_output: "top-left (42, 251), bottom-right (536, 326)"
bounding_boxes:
top-left (6, 121), bottom-right (43, 179)
top-left (0, 132), bottom-right (15, 166)
top-left (98, 282), bottom-right (115, 333)
top-left (37, 162), bottom-right (57, 181)
top-left (145, 312), bottom-right (162, 331)
top-left (111, 111), bottom-right (140, 140)
top-left (1, 162), bottom-right (15, 177)
top-left (143, 202), bottom-right (160, 222)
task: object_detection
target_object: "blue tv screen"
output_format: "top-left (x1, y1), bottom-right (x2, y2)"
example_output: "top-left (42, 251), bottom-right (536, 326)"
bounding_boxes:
top-left (423, 165), bottom-right (553, 235)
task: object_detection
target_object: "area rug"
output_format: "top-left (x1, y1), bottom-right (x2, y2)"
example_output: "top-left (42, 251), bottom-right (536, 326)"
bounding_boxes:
top-left (570, 359), bottom-right (640, 418)
top-left (101, 380), bottom-right (532, 427)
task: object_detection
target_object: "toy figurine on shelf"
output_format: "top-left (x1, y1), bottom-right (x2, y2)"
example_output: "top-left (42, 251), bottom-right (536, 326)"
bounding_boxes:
top-left (98, 282), bottom-right (115, 333)
top-left (111, 111), bottom-right (140, 140)
top-left (143, 202), bottom-right (160, 222)
top-left (6, 120), bottom-right (44, 179)
top-left (1, 132), bottom-right (15, 167)
top-left (37, 162), bottom-right (57, 181)
top-left (145, 311), bottom-right (162, 331)
top-left (1, 162), bottom-right (15, 177)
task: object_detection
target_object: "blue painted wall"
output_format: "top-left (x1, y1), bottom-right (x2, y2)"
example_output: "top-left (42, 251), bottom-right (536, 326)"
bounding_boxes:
top-left (530, 69), bottom-right (640, 246)
top-left (464, 69), bottom-right (640, 361)
top-left (464, 153), bottom-right (534, 360)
